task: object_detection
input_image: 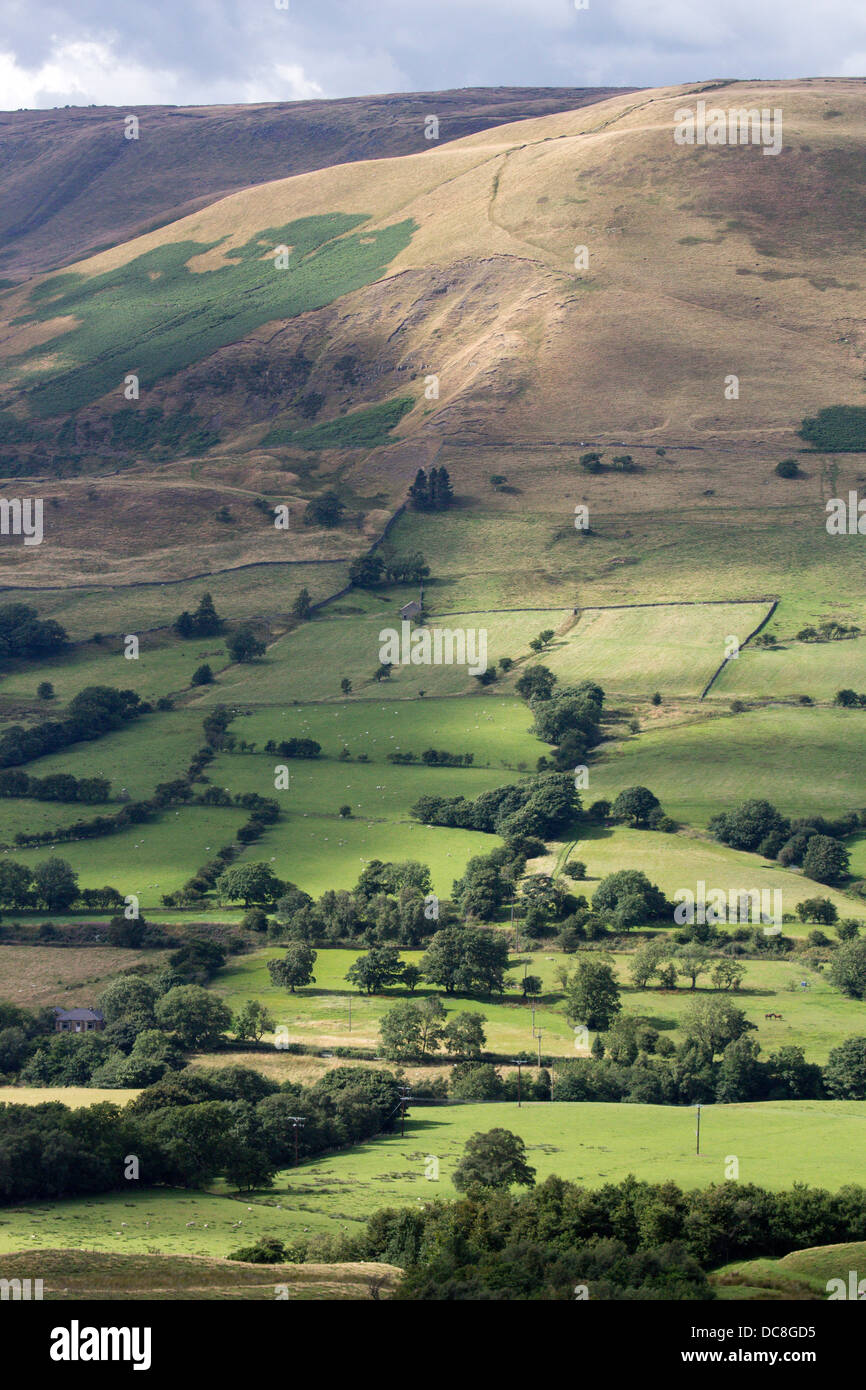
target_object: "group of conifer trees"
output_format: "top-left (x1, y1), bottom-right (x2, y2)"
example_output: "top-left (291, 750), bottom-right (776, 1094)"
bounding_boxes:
top-left (408, 466), bottom-right (454, 511)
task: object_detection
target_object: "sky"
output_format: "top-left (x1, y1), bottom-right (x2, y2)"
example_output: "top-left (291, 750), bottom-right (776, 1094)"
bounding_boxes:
top-left (0, 0), bottom-right (864, 110)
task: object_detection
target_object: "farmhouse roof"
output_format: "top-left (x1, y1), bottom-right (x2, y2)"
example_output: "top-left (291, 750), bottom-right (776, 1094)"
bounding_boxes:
top-left (53, 1007), bottom-right (104, 1022)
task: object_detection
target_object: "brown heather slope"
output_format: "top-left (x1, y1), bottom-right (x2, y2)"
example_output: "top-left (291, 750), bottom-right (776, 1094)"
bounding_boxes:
top-left (0, 88), bottom-right (631, 283)
top-left (0, 79), bottom-right (864, 593)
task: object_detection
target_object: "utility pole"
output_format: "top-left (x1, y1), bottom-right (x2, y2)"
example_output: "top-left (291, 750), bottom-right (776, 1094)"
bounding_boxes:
top-left (399, 1086), bottom-right (411, 1137)
top-left (695, 1103), bottom-right (701, 1156)
top-left (531, 1003), bottom-right (536, 1038)
top-left (348, 996), bottom-right (352, 1033)
top-left (516, 1058), bottom-right (524, 1108)
top-left (288, 1116), bottom-right (306, 1167)
top-left (536, 1031), bottom-right (543, 1067)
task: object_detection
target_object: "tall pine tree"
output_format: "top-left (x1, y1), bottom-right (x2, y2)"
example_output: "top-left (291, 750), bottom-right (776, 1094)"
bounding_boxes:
top-left (193, 592), bottom-right (224, 636)
top-left (408, 468), bottom-right (430, 510)
top-left (432, 466), bottom-right (454, 510)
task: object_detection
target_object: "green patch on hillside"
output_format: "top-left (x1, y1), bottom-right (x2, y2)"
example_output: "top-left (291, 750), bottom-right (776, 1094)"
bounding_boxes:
top-left (211, 946), bottom-right (576, 1057)
top-left (11, 710), bottom-right (204, 802)
top-left (9, 214), bottom-right (415, 417)
top-left (0, 635), bottom-right (233, 704)
top-left (263, 397), bottom-right (414, 451)
top-left (715, 631), bottom-right (866, 700)
top-left (798, 405), bottom-right (866, 451)
top-left (211, 752), bottom-right (518, 821)
top-left (210, 940), bottom-right (864, 1066)
top-left (1, 562), bottom-right (348, 643)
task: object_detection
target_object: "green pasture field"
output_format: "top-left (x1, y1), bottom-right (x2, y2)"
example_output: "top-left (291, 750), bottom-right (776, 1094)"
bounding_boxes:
top-left (4, 709), bottom-right (204, 801)
top-left (0, 1186), bottom-right (336, 1257)
top-left (716, 633), bottom-right (866, 700)
top-left (11, 805), bottom-right (246, 907)
top-left (229, 695), bottom-right (544, 768)
top-left (588, 705), bottom-right (866, 825)
top-left (0, 799), bottom-right (104, 845)
top-left (543, 602), bottom-right (771, 698)
top-left (600, 952), bottom-right (866, 1066)
top-left (0, 562), bottom-right (350, 642)
top-left (234, 815), bottom-right (503, 900)
top-left (10, 214), bottom-right (415, 416)
top-left (848, 835), bottom-right (866, 877)
top-left (387, 482), bottom-right (866, 619)
top-left (211, 946), bottom-right (575, 1056)
top-left (0, 635), bottom-right (233, 704)
top-left (2, 1101), bottom-right (863, 1258)
top-left (268, 1100), bottom-right (866, 1219)
top-left (193, 604), bottom-right (572, 704)
top-left (557, 825), bottom-right (859, 924)
top-left (209, 752), bottom-right (524, 821)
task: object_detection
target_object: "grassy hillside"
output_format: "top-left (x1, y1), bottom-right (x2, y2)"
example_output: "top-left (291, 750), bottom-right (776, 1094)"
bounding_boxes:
top-left (0, 89), bottom-right (628, 281)
top-left (713, 1242), bottom-right (866, 1300)
top-left (2, 79), bottom-right (865, 599)
top-left (6, 78), bottom-right (864, 438)
top-left (1, 84), bottom-right (865, 1301)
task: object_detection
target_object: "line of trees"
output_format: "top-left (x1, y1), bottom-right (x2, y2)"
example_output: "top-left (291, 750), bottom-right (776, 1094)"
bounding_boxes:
top-left (353, 1171), bottom-right (866, 1298)
top-left (709, 798), bottom-right (857, 885)
top-left (0, 769), bottom-right (111, 803)
top-left (0, 1064), bottom-right (406, 1203)
top-left (0, 686), bottom-right (146, 770)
